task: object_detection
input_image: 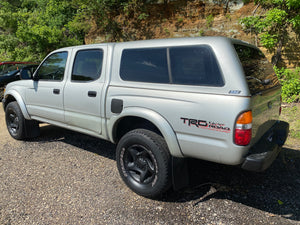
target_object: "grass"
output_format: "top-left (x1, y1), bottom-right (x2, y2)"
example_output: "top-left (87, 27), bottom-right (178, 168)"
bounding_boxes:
top-left (280, 103), bottom-right (300, 149)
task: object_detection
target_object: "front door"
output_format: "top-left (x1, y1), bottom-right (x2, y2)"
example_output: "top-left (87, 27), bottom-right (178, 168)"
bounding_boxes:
top-left (25, 51), bottom-right (69, 123)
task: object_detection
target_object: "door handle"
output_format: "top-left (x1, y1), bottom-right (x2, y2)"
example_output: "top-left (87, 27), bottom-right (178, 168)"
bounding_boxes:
top-left (88, 91), bottom-right (97, 97)
top-left (53, 89), bottom-right (60, 94)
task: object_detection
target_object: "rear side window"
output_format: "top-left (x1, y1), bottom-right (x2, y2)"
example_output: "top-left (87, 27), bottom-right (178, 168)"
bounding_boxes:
top-left (170, 46), bottom-right (223, 86)
top-left (234, 44), bottom-right (279, 95)
top-left (120, 48), bottom-right (169, 83)
top-left (72, 49), bottom-right (103, 82)
top-left (120, 45), bottom-right (224, 86)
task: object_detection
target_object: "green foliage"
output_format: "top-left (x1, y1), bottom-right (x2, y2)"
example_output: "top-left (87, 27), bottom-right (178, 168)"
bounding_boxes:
top-left (164, 28), bottom-right (170, 35)
top-left (0, 0), bottom-right (89, 61)
top-left (206, 14), bottom-right (214, 28)
top-left (199, 29), bottom-right (204, 36)
top-left (177, 17), bottom-right (184, 23)
top-left (274, 66), bottom-right (300, 103)
top-left (138, 13), bottom-right (149, 20)
top-left (240, 0), bottom-right (300, 65)
top-left (280, 104), bottom-right (300, 144)
top-left (0, 0), bottom-right (298, 65)
top-left (225, 14), bottom-right (231, 21)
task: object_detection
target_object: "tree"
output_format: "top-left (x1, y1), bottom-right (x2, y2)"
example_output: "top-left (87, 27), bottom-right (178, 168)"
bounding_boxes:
top-left (240, 0), bottom-right (300, 65)
top-left (0, 0), bottom-right (89, 61)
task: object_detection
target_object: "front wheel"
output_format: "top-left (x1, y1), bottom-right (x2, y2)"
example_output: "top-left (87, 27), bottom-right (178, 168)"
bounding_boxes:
top-left (116, 129), bottom-right (171, 198)
top-left (5, 101), bottom-right (40, 140)
top-left (5, 101), bottom-right (26, 140)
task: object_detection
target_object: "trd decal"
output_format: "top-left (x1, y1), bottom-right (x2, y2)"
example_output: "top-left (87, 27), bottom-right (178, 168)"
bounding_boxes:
top-left (180, 117), bottom-right (231, 133)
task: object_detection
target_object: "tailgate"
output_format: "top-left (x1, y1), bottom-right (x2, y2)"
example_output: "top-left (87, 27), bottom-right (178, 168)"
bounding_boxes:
top-left (234, 44), bottom-right (281, 145)
top-left (250, 86), bottom-right (281, 145)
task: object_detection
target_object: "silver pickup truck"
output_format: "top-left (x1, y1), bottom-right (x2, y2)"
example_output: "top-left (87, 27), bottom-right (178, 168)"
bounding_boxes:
top-left (2, 37), bottom-right (289, 198)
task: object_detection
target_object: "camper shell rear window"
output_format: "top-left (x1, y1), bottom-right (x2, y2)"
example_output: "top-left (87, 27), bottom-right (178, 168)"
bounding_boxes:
top-left (234, 44), bottom-right (279, 95)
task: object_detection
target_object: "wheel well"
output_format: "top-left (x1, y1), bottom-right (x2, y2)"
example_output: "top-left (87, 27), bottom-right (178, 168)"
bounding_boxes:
top-left (3, 95), bottom-right (16, 110)
top-left (114, 116), bottom-right (162, 143)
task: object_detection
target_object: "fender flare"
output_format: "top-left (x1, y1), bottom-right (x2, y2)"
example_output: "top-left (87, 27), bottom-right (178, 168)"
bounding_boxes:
top-left (4, 90), bottom-right (31, 120)
top-left (107, 107), bottom-right (184, 158)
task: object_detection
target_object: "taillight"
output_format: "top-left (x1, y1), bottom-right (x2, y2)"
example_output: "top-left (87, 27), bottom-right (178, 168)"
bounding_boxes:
top-left (234, 111), bottom-right (252, 146)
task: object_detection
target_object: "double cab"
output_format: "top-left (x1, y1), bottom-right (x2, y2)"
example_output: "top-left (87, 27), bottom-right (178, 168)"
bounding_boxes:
top-left (2, 37), bottom-right (289, 198)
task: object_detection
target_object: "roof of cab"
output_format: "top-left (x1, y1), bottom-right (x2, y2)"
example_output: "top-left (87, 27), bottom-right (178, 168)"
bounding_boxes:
top-left (54, 36), bottom-right (253, 52)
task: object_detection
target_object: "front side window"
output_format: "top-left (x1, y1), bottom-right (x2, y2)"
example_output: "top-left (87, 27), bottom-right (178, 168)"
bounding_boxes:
top-left (234, 44), bottom-right (279, 94)
top-left (36, 52), bottom-right (68, 81)
top-left (72, 49), bottom-right (103, 82)
top-left (120, 48), bottom-right (169, 83)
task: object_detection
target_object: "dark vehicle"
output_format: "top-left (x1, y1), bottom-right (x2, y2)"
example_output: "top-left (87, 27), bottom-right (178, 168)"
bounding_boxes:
top-left (0, 62), bottom-right (38, 100)
top-left (0, 61), bottom-right (36, 74)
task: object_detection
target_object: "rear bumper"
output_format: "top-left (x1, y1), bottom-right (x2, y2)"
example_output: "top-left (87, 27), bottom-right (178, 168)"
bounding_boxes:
top-left (241, 120), bottom-right (289, 172)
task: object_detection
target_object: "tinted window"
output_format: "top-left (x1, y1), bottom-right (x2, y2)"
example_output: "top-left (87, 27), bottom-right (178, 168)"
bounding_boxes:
top-left (234, 44), bottom-right (279, 94)
top-left (120, 48), bottom-right (169, 83)
top-left (120, 46), bottom-right (223, 86)
top-left (37, 52), bottom-right (68, 81)
top-left (169, 46), bottom-right (224, 86)
top-left (72, 49), bottom-right (103, 82)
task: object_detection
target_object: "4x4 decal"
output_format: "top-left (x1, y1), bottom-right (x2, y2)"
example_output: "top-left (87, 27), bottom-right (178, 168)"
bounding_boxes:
top-left (180, 117), bottom-right (231, 133)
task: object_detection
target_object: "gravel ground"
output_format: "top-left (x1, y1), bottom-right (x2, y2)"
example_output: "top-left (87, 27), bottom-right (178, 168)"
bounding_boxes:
top-left (0, 103), bottom-right (300, 224)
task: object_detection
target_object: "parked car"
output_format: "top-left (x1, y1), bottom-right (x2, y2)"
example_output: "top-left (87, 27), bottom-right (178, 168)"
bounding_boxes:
top-left (2, 37), bottom-right (289, 198)
top-left (0, 61), bottom-right (36, 74)
top-left (0, 62), bottom-right (38, 100)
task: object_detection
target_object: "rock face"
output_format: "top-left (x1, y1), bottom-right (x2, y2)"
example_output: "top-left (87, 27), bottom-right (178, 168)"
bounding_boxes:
top-left (207, 0), bottom-right (244, 12)
top-left (86, 1), bottom-right (252, 44)
top-left (85, 1), bottom-right (298, 67)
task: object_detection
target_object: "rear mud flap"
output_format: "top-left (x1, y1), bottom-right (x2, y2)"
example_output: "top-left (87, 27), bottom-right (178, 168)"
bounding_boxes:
top-left (172, 157), bottom-right (189, 191)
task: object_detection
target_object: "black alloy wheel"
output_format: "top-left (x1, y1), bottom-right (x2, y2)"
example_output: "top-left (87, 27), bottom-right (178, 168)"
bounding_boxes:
top-left (5, 101), bottom-right (26, 140)
top-left (122, 144), bottom-right (157, 186)
top-left (116, 129), bottom-right (171, 198)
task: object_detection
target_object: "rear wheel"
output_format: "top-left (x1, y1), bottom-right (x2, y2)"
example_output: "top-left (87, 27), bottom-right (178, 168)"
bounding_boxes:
top-left (116, 129), bottom-right (171, 198)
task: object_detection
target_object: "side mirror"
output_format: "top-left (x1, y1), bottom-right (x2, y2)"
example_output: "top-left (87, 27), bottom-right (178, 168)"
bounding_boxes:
top-left (18, 68), bottom-right (33, 80)
top-left (32, 73), bottom-right (39, 81)
top-left (15, 71), bottom-right (21, 79)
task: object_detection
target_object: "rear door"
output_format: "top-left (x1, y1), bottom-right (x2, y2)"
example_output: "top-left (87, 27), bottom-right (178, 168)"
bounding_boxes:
top-left (234, 44), bottom-right (281, 143)
top-left (63, 47), bottom-right (106, 134)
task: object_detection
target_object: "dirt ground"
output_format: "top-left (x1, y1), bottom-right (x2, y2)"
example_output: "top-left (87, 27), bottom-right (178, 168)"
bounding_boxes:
top-left (0, 103), bottom-right (300, 224)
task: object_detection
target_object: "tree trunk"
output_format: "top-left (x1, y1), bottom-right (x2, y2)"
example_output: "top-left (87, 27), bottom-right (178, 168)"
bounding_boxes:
top-left (272, 38), bottom-right (283, 66)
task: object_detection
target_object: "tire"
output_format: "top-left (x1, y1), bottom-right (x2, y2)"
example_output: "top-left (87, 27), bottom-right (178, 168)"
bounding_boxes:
top-left (5, 101), bottom-right (40, 140)
top-left (116, 129), bottom-right (171, 198)
top-left (5, 101), bottom-right (26, 140)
